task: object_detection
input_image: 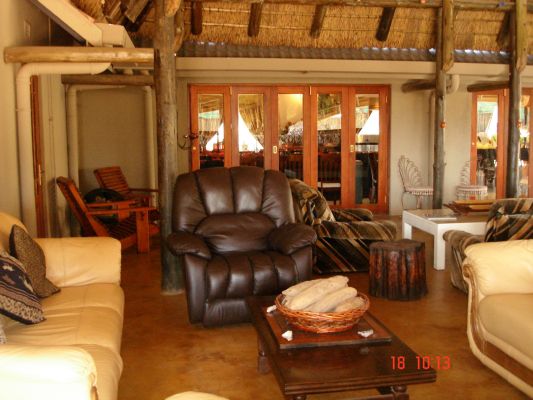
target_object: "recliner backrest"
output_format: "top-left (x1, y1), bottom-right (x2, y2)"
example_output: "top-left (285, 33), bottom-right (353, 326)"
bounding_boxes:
top-left (172, 167), bottom-right (295, 253)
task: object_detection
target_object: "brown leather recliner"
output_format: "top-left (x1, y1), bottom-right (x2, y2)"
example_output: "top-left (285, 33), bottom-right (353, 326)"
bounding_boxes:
top-left (167, 166), bottom-right (317, 326)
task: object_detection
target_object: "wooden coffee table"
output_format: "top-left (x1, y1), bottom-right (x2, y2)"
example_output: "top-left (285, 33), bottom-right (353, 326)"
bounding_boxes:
top-left (247, 296), bottom-right (436, 400)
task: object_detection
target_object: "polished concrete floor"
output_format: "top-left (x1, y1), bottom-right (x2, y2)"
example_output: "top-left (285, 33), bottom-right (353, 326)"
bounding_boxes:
top-left (117, 223), bottom-right (528, 400)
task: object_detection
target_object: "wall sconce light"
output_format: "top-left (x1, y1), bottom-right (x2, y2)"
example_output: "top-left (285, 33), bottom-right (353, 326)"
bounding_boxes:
top-left (178, 132), bottom-right (198, 150)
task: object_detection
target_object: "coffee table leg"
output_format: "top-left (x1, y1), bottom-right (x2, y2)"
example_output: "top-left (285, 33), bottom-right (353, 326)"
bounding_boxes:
top-left (257, 337), bottom-right (270, 374)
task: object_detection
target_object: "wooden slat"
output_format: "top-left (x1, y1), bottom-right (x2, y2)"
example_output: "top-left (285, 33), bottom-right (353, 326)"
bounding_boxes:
top-left (310, 5), bottom-right (327, 38)
top-left (375, 7), bottom-right (396, 41)
top-left (248, 2), bottom-right (263, 37)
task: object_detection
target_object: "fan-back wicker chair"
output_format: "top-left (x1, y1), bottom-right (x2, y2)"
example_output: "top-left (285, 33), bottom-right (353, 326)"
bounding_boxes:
top-left (398, 155), bottom-right (433, 209)
top-left (57, 177), bottom-right (159, 253)
top-left (456, 160), bottom-right (488, 200)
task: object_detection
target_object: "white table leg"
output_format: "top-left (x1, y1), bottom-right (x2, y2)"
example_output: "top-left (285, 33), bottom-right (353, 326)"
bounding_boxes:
top-left (402, 221), bottom-right (412, 239)
top-left (433, 229), bottom-right (445, 270)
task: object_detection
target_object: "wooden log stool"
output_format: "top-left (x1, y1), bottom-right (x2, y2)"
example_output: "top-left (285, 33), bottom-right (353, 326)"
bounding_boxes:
top-left (369, 239), bottom-right (427, 300)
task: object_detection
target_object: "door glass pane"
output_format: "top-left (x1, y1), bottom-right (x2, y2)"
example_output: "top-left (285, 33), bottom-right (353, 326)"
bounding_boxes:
top-left (238, 94), bottom-right (264, 167)
top-left (476, 95), bottom-right (498, 198)
top-left (355, 94), bottom-right (380, 204)
top-left (198, 94), bottom-right (225, 169)
top-left (279, 94), bottom-right (303, 180)
top-left (317, 93), bottom-right (341, 204)
top-left (519, 94), bottom-right (530, 196)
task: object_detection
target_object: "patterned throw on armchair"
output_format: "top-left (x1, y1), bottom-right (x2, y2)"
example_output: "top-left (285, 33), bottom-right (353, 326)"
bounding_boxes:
top-left (444, 198), bottom-right (533, 293)
top-left (289, 179), bottom-right (397, 273)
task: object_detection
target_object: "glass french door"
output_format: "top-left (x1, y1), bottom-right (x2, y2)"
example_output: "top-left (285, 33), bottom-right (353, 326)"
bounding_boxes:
top-left (231, 87), bottom-right (271, 168)
top-left (190, 84), bottom-right (390, 212)
top-left (519, 89), bottom-right (533, 196)
top-left (189, 86), bottom-right (231, 170)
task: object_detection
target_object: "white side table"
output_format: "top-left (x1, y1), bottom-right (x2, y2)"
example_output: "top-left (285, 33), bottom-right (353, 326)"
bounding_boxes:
top-left (402, 209), bottom-right (486, 270)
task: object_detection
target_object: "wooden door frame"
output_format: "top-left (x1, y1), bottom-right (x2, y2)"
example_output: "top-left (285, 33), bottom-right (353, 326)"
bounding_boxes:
top-left (189, 85), bottom-right (231, 170)
top-left (30, 76), bottom-right (46, 237)
top-left (230, 86), bottom-right (273, 168)
top-left (527, 88), bottom-right (533, 196)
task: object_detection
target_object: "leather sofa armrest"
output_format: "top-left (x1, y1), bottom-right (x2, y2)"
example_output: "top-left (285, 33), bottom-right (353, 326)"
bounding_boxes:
top-left (268, 223), bottom-right (317, 255)
top-left (0, 344), bottom-right (97, 400)
top-left (331, 208), bottom-right (373, 222)
top-left (167, 231), bottom-right (212, 260)
top-left (34, 237), bottom-right (121, 287)
top-left (316, 220), bottom-right (396, 241)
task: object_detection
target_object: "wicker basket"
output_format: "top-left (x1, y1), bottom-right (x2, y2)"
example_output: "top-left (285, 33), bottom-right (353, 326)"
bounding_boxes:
top-left (275, 293), bottom-right (370, 334)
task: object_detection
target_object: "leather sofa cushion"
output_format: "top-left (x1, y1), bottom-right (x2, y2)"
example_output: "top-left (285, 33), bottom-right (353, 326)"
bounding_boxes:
top-left (5, 287), bottom-right (124, 355)
top-left (78, 344), bottom-right (123, 400)
top-left (479, 293), bottom-right (533, 363)
top-left (196, 213), bottom-right (274, 254)
top-left (40, 283), bottom-right (124, 317)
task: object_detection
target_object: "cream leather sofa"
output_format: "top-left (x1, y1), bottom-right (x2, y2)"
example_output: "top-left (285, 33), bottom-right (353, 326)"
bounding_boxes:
top-left (0, 212), bottom-right (124, 400)
top-left (463, 240), bottom-right (533, 398)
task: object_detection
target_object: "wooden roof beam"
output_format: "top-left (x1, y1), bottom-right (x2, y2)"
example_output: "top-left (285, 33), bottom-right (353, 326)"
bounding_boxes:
top-left (62, 74), bottom-right (154, 86)
top-left (401, 79), bottom-right (435, 93)
top-left (125, 0), bottom-right (152, 23)
top-left (467, 81), bottom-right (509, 92)
top-left (191, 1), bottom-right (203, 35)
top-left (442, 0), bottom-right (454, 71)
top-left (182, 0), bottom-right (533, 12)
top-left (248, 2), bottom-right (263, 37)
top-left (497, 11), bottom-right (511, 47)
top-left (103, 0), bottom-right (125, 24)
top-left (4, 46), bottom-right (154, 64)
top-left (166, 0), bottom-right (182, 16)
top-left (375, 7), bottom-right (395, 41)
top-left (310, 5), bottom-right (327, 38)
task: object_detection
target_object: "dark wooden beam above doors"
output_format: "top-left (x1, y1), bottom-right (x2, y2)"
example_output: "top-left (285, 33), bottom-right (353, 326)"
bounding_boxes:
top-left (467, 81), bottom-right (509, 92)
top-left (248, 1), bottom-right (264, 37)
top-left (375, 7), bottom-right (395, 41)
top-left (401, 79), bottom-right (435, 93)
top-left (61, 74), bottom-right (154, 86)
top-left (310, 5), bottom-right (327, 38)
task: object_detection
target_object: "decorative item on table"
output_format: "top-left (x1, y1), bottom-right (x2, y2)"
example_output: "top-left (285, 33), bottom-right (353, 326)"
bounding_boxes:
top-left (275, 275), bottom-right (370, 334)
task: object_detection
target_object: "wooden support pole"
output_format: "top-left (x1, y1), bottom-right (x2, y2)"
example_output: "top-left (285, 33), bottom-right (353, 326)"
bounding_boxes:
top-left (166, 0), bottom-right (183, 16)
top-left (515, 0), bottom-right (528, 72)
top-left (248, 2), bottom-right (263, 37)
top-left (375, 7), bottom-right (396, 41)
top-left (61, 74), bottom-right (154, 86)
top-left (174, 5), bottom-right (186, 52)
top-left (154, 0), bottom-right (183, 293)
top-left (433, 7), bottom-right (446, 209)
top-left (467, 81), bottom-right (509, 92)
top-left (4, 46), bottom-right (154, 64)
top-left (442, 0), bottom-right (454, 72)
top-left (401, 79), bottom-right (435, 93)
top-left (497, 12), bottom-right (511, 48)
top-left (191, 1), bottom-right (203, 35)
top-left (310, 5), bottom-right (327, 38)
top-left (506, 11), bottom-right (522, 197)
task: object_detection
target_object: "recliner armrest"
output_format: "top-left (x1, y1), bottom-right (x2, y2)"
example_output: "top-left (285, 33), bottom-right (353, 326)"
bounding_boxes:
top-left (167, 231), bottom-right (211, 260)
top-left (268, 223), bottom-right (317, 255)
top-left (316, 220), bottom-right (396, 241)
top-left (331, 208), bottom-right (373, 222)
top-left (443, 230), bottom-right (484, 260)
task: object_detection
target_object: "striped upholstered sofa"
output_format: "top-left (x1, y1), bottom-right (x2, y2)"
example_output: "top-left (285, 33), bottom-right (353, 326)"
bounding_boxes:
top-left (289, 179), bottom-right (396, 274)
top-left (443, 198), bottom-right (533, 293)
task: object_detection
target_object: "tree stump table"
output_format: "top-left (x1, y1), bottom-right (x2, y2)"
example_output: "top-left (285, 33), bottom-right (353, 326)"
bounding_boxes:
top-left (369, 239), bottom-right (427, 300)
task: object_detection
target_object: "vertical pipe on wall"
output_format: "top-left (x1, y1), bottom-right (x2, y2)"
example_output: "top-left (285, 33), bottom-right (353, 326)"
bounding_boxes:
top-left (15, 62), bottom-right (110, 236)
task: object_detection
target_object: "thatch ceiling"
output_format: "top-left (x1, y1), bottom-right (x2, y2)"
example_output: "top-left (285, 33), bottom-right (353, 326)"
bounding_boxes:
top-left (70, 0), bottom-right (533, 53)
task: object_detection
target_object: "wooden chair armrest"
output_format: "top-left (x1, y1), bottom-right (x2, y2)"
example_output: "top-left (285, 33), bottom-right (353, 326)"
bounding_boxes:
top-left (87, 206), bottom-right (155, 216)
top-left (129, 188), bottom-right (159, 193)
top-left (87, 199), bottom-right (137, 208)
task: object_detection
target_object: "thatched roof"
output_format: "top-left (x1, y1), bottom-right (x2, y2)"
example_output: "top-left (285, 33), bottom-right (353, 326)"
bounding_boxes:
top-left (69, 0), bottom-right (533, 54)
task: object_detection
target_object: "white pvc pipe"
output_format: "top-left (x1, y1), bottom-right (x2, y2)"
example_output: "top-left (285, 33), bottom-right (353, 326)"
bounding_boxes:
top-left (16, 62), bottom-right (110, 235)
top-left (143, 86), bottom-right (157, 191)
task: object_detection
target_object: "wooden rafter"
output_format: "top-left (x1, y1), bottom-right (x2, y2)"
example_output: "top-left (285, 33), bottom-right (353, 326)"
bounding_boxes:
top-left (61, 74), bottom-right (154, 86)
top-left (401, 79), bottom-right (435, 93)
top-left (182, 0), bottom-right (533, 13)
top-left (125, 0), bottom-right (152, 23)
top-left (442, 0), bottom-right (454, 72)
top-left (466, 81), bottom-right (509, 92)
top-left (497, 11), bottom-right (511, 47)
top-left (310, 5), bottom-right (327, 38)
top-left (375, 7), bottom-right (396, 41)
top-left (102, 0), bottom-right (124, 24)
top-left (191, 1), bottom-right (203, 35)
top-left (248, 2), bottom-right (263, 37)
